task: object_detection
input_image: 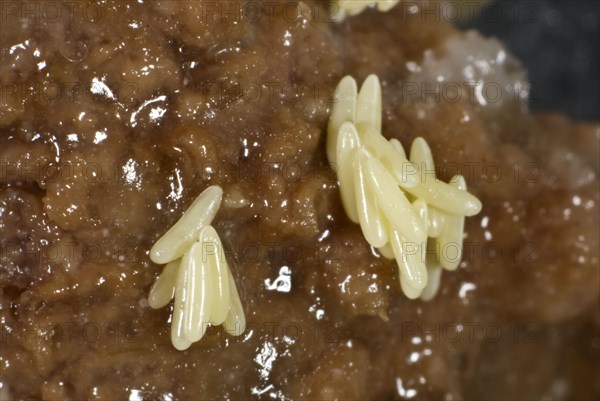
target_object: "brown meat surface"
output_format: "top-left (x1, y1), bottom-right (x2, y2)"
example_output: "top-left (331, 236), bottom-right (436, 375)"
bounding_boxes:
top-left (1, 1), bottom-right (598, 400)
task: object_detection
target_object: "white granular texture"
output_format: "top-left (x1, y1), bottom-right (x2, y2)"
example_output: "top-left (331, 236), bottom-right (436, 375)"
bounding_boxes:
top-left (407, 30), bottom-right (530, 112)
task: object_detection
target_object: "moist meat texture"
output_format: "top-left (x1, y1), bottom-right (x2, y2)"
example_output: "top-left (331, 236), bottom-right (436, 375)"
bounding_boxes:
top-left (1, 1), bottom-right (599, 400)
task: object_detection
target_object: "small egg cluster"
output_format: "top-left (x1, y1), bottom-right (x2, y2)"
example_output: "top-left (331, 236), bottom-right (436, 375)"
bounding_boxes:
top-left (333, 0), bottom-right (400, 21)
top-left (148, 186), bottom-right (246, 350)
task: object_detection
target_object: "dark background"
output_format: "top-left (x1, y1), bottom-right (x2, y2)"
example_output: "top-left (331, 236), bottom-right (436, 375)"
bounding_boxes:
top-left (458, 0), bottom-right (600, 121)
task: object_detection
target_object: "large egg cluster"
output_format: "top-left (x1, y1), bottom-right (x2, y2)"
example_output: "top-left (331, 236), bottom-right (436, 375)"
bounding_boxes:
top-left (327, 75), bottom-right (482, 300)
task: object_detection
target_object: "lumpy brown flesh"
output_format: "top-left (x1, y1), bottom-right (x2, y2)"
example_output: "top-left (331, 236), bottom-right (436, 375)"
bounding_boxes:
top-left (1, 1), bottom-right (599, 400)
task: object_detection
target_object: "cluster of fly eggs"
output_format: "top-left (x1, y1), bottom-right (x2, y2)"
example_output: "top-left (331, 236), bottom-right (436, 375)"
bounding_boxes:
top-left (148, 186), bottom-right (246, 350)
top-left (327, 74), bottom-right (482, 300)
